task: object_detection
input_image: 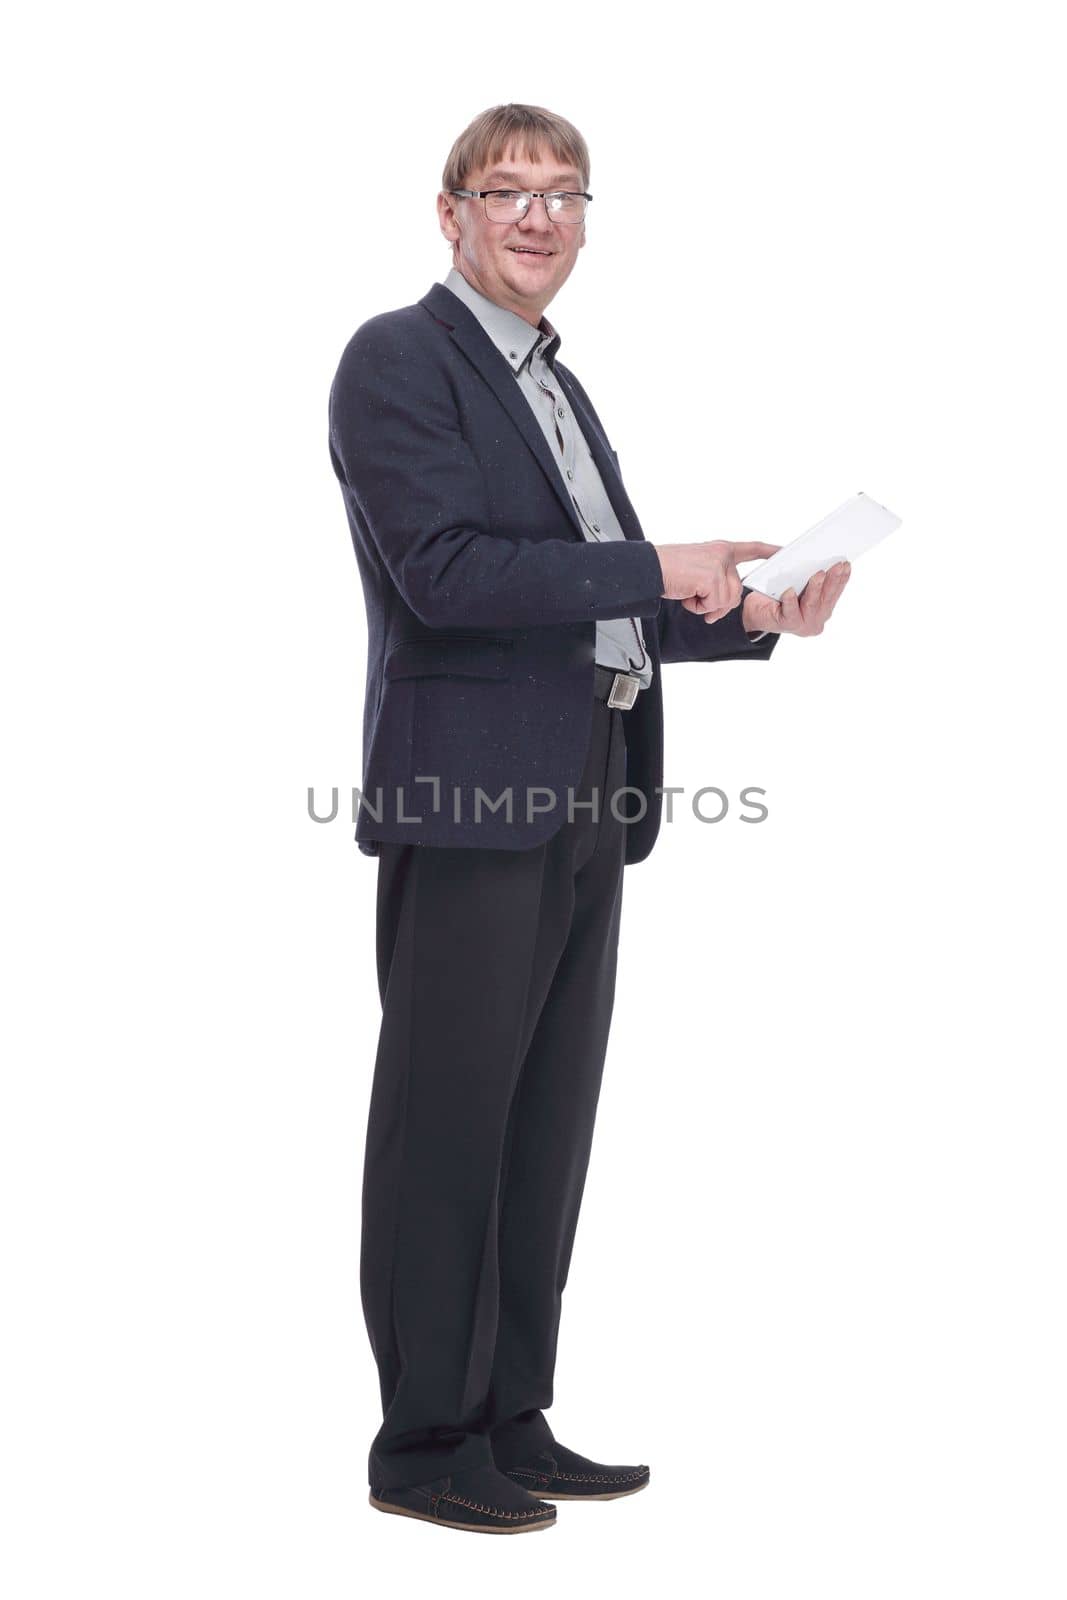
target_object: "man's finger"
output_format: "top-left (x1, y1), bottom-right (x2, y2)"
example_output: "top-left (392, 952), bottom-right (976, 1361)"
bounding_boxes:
top-left (780, 587), bottom-right (802, 629)
top-left (820, 566), bottom-right (849, 615)
top-left (683, 589), bottom-right (729, 616)
top-left (732, 541), bottom-right (782, 562)
top-left (817, 563), bottom-right (850, 619)
top-left (799, 570), bottom-right (826, 623)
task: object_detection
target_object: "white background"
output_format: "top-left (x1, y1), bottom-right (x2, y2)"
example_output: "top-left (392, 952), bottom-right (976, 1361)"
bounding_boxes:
top-left (3, 2), bottom-right (1064, 1595)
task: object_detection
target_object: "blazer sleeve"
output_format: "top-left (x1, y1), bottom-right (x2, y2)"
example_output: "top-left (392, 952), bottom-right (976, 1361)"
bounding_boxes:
top-left (328, 317), bottom-right (665, 631)
top-left (656, 592), bottom-right (781, 664)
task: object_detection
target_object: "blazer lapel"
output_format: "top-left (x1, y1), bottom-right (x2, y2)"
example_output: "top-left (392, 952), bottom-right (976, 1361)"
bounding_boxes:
top-left (420, 283), bottom-right (586, 540)
top-left (420, 283), bottom-right (649, 552)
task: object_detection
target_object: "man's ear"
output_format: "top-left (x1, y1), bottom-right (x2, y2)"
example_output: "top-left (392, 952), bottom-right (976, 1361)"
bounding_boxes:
top-left (437, 190), bottom-right (460, 243)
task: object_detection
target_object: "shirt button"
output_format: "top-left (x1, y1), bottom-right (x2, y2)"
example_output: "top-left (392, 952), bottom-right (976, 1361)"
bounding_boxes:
top-left (566, 469), bottom-right (573, 480)
top-left (557, 407), bottom-right (565, 417)
top-left (593, 523), bottom-right (601, 532)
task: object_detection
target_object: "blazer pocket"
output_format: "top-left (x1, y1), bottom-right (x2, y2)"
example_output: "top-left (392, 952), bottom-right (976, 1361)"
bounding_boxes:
top-left (383, 635), bottom-right (515, 681)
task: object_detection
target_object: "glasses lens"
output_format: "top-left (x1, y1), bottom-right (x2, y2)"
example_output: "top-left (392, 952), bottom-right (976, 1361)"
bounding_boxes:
top-left (484, 191), bottom-right (527, 220)
top-left (546, 193), bottom-right (586, 221)
top-left (484, 191), bottom-right (587, 222)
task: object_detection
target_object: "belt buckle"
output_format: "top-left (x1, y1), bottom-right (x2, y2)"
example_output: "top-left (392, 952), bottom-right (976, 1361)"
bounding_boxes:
top-left (607, 671), bottom-right (639, 710)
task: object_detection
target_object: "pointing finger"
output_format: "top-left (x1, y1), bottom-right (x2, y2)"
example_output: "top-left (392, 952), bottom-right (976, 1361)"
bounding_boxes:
top-left (733, 541), bottom-right (782, 562)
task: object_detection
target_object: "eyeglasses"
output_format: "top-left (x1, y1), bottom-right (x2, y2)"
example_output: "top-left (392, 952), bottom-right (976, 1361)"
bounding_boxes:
top-left (449, 188), bottom-right (592, 223)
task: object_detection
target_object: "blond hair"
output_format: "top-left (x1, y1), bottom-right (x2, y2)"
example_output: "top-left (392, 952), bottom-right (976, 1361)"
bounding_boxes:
top-left (441, 103), bottom-right (590, 194)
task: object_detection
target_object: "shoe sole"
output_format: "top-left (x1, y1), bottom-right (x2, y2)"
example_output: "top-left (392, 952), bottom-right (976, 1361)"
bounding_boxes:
top-left (527, 1478), bottom-right (649, 1501)
top-left (369, 1492), bottom-right (556, 1533)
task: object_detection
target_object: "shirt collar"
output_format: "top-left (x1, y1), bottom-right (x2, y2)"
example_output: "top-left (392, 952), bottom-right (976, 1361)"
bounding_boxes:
top-left (443, 266), bottom-right (561, 374)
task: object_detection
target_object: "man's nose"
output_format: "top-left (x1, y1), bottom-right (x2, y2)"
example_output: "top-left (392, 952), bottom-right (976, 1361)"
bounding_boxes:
top-left (518, 196), bottom-right (556, 229)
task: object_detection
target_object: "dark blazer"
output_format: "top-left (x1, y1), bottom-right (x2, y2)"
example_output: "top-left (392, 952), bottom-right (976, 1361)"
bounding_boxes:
top-left (327, 280), bottom-right (779, 865)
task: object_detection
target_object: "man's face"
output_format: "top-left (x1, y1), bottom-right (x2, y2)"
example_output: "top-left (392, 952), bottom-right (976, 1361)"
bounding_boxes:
top-left (437, 147), bottom-right (587, 326)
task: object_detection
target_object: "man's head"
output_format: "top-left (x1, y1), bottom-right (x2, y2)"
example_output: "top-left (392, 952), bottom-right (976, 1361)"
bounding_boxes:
top-left (438, 104), bottom-right (590, 328)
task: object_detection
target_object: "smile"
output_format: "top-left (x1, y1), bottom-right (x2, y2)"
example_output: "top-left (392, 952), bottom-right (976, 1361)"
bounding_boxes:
top-left (508, 247), bottom-right (554, 256)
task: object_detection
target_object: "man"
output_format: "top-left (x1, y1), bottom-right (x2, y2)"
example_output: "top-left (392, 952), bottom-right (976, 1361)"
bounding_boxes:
top-left (327, 104), bottom-right (849, 1536)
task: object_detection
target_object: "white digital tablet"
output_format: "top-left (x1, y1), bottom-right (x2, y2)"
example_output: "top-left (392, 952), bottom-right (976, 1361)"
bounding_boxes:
top-left (741, 492), bottom-right (902, 600)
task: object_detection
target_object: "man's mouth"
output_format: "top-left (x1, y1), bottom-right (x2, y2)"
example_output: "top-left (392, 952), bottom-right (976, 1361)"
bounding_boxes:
top-left (508, 246), bottom-right (554, 256)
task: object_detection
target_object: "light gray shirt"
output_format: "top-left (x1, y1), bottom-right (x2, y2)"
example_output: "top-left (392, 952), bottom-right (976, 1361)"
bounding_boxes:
top-left (443, 267), bottom-right (653, 687)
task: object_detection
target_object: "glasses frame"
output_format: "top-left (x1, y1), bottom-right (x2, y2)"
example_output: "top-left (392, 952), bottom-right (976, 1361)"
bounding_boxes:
top-left (449, 188), bottom-right (593, 224)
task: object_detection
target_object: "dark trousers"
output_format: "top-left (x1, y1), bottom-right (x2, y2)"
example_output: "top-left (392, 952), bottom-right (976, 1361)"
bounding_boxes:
top-left (360, 699), bottom-right (628, 1490)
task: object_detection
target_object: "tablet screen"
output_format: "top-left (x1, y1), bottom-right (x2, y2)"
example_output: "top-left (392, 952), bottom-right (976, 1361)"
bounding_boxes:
top-left (741, 492), bottom-right (901, 600)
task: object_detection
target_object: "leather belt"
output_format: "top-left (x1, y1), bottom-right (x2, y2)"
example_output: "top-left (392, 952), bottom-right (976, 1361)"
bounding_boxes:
top-left (593, 665), bottom-right (643, 710)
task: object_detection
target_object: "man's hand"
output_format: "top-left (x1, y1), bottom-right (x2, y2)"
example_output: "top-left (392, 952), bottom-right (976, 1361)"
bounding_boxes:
top-left (741, 562), bottom-right (852, 636)
top-left (654, 541), bottom-right (782, 625)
